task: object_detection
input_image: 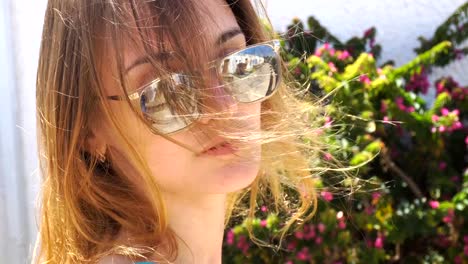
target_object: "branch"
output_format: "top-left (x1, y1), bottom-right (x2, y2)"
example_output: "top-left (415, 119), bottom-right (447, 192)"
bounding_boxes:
top-left (380, 145), bottom-right (424, 199)
top-left (389, 243), bottom-right (401, 262)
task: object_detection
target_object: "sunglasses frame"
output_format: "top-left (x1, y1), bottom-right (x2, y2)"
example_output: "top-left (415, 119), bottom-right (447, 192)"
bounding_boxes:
top-left (107, 39), bottom-right (282, 135)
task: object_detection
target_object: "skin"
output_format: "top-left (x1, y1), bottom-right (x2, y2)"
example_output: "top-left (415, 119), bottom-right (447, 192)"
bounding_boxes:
top-left (92, 0), bottom-right (262, 263)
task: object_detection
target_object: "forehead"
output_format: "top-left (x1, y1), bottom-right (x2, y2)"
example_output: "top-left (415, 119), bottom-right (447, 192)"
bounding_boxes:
top-left (97, 0), bottom-right (242, 95)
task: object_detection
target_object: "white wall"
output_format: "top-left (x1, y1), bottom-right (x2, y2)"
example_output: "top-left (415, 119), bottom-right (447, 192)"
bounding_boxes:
top-left (0, 0), bottom-right (46, 263)
top-left (265, 0), bottom-right (466, 65)
top-left (263, 0), bottom-right (468, 100)
top-left (0, 0), bottom-right (466, 263)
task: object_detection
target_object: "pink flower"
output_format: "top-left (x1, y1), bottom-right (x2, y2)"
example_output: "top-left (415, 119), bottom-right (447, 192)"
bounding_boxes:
top-left (226, 229), bottom-right (235, 245)
top-left (338, 220), bottom-right (346, 229)
top-left (315, 128), bottom-right (324, 136)
top-left (431, 127), bottom-right (437, 133)
top-left (315, 236), bottom-right (323, 245)
top-left (463, 235), bottom-right (468, 244)
top-left (383, 116), bottom-right (389, 122)
top-left (364, 28), bottom-right (374, 38)
top-left (236, 235), bottom-right (250, 254)
top-left (396, 97), bottom-right (405, 107)
top-left (380, 101), bottom-right (388, 113)
top-left (372, 192), bottom-right (381, 202)
top-left (442, 215), bottom-right (451, 223)
top-left (324, 116), bottom-right (333, 128)
top-left (236, 235), bottom-right (246, 248)
top-left (436, 235), bottom-right (451, 248)
top-left (441, 108), bottom-right (450, 116)
top-left (261, 205), bottom-right (268, 212)
top-left (295, 230), bottom-right (304, 239)
top-left (451, 175), bottom-right (460, 182)
top-left (454, 255), bottom-right (462, 264)
top-left (395, 97), bottom-right (406, 111)
top-left (431, 115), bottom-right (439, 122)
top-left (374, 236), bottom-right (384, 249)
top-left (287, 240), bottom-right (297, 251)
top-left (324, 43), bottom-right (330, 50)
top-left (359, 74), bottom-right (371, 85)
top-left (338, 50), bottom-right (350, 60)
top-left (436, 82), bottom-right (445, 93)
top-left (452, 121), bottom-right (463, 130)
top-left (464, 245), bottom-right (468, 256)
top-left (439, 126), bottom-right (446, 132)
top-left (406, 106), bottom-right (415, 113)
top-left (260, 219), bottom-right (267, 228)
top-left (365, 205), bottom-right (375, 215)
top-left (405, 69), bottom-right (430, 94)
top-left (428, 200), bottom-right (440, 209)
top-left (304, 228), bottom-right (316, 240)
top-left (321, 191), bottom-right (334, 202)
top-left (317, 223), bottom-right (326, 233)
top-left (328, 62), bottom-right (337, 73)
top-left (324, 152), bottom-right (333, 161)
top-left (294, 67), bottom-right (301, 76)
top-left (465, 135), bottom-right (468, 145)
top-left (439, 162), bottom-right (447, 170)
top-left (296, 247), bottom-right (311, 261)
top-left (315, 49), bottom-right (323, 57)
top-left (443, 209), bottom-right (455, 223)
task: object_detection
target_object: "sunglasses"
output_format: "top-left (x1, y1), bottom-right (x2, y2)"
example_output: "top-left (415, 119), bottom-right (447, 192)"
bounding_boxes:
top-left (107, 39), bottom-right (282, 135)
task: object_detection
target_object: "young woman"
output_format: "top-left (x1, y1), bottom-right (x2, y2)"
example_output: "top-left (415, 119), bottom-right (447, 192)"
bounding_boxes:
top-left (34, 0), bottom-right (325, 263)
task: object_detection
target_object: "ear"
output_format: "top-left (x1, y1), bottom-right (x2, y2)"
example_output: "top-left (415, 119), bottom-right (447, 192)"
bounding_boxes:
top-left (83, 124), bottom-right (107, 159)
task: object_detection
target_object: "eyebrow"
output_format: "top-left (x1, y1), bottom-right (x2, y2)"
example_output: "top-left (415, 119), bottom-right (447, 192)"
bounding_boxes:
top-left (124, 27), bottom-right (244, 74)
top-left (216, 28), bottom-right (243, 45)
top-left (124, 51), bottom-right (173, 75)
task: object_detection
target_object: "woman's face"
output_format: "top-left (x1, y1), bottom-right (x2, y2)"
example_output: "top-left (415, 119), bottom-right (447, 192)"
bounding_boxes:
top-left (95, 0), bottom-right (262, 196)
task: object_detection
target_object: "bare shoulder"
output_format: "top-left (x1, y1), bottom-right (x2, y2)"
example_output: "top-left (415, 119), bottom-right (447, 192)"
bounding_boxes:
top-left (97, 255), bottom-right (135, 264)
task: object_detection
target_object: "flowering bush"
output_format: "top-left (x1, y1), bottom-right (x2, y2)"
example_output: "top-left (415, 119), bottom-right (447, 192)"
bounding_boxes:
top-left (223, 3), bottom-right (468, 264)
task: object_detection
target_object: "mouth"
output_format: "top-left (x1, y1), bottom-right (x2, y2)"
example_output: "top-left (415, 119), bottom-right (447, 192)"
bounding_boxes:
top-left (199, 141), bottom-right (238, 156)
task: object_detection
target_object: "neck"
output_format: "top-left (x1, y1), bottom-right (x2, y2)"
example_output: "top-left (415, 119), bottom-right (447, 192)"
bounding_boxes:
top-left (161, 193), bottom-right (227, 264)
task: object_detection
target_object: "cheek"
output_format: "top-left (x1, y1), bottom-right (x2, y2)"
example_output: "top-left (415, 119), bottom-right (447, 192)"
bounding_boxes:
top-left (145, 147), bottom-right (194, 192)
top-left (136, 130), bottom-right (195, 192)
top-left (240, 102), bottom-right (262, 131)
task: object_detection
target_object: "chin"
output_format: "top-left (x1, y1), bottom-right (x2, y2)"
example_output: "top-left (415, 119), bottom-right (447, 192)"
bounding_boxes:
top-left (221, 158), bottom-right (261, 192)
top-left (205, 148), bottom-right (262, 194)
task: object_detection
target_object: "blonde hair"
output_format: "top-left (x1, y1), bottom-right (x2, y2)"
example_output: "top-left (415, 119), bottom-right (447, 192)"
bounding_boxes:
top-left (34, 0), bottom-right (332, 263)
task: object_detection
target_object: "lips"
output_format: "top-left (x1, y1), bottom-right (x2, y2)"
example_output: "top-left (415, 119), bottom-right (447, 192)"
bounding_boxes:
top-left (201, 140), bottom-right (228, 152)
top-left (199, 140), bottom-right (237, 156)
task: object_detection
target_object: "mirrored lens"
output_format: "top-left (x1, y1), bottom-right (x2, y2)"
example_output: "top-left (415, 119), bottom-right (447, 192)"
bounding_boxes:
top-left (140, 75), bottom-right (199, 134)
top-left (220, 44), bottom-right (279, 103)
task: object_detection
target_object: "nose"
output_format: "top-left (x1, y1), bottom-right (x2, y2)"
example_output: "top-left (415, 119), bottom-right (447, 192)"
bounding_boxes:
top-left (197, 71), bottom-right (239, 125)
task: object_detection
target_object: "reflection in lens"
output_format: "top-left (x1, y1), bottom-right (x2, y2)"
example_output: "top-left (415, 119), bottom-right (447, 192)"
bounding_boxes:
top-left (140, 75), bottom-right (200, 134)
top-left (220, 45), bottom-right (279, 103)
